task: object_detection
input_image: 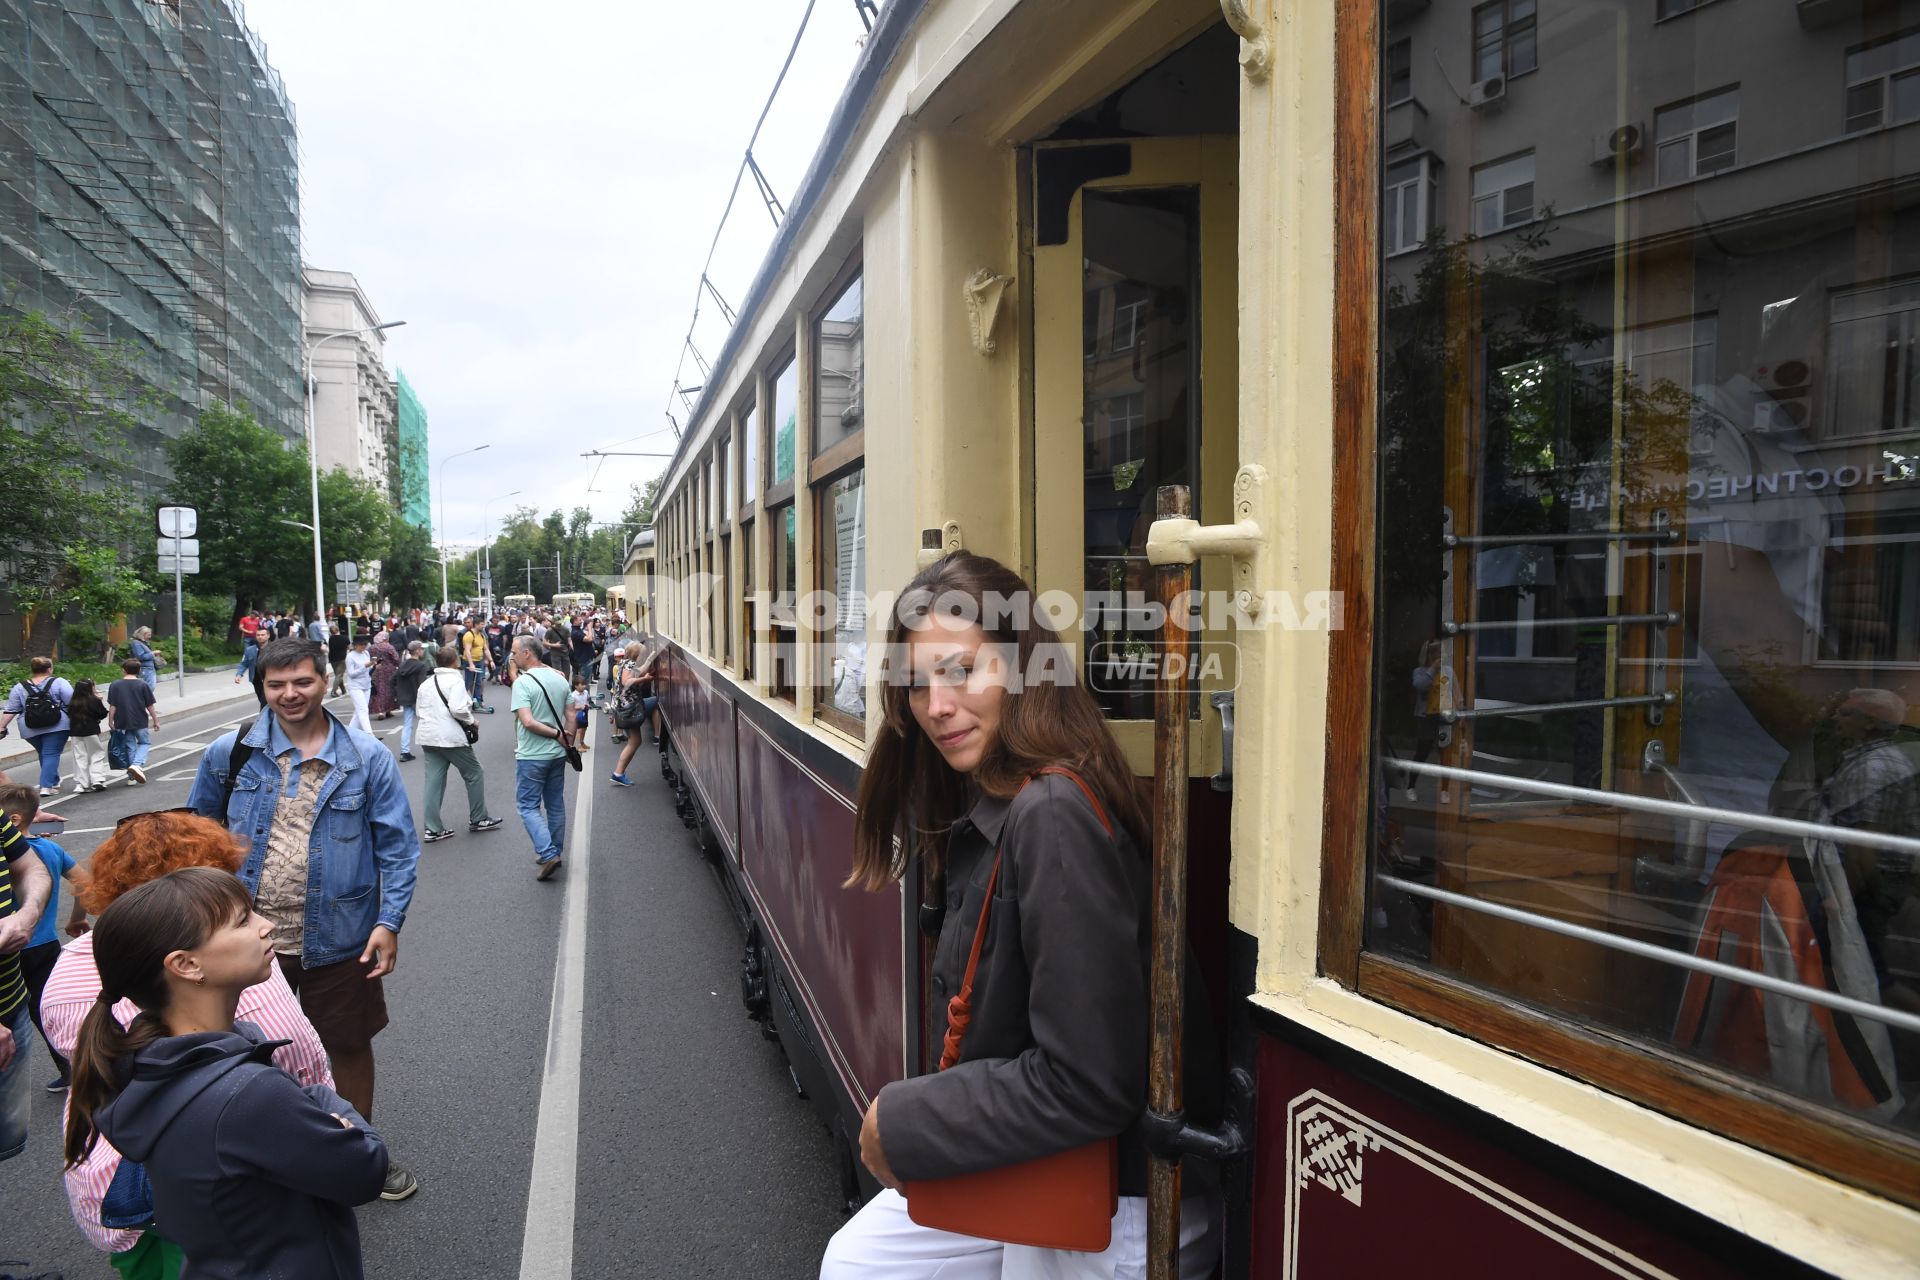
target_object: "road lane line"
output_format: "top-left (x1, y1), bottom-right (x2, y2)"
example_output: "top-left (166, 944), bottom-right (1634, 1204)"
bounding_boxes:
top-left (517, 731), bottom-right (595, 1280)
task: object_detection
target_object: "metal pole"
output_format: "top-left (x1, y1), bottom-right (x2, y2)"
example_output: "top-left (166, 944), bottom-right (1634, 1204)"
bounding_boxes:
top-left (304, 349), bottom-right (326, 627)
top-left (174, 559), bottom-right (186, 699)
top-left (1147, 485), bottom-right (1192, 1280)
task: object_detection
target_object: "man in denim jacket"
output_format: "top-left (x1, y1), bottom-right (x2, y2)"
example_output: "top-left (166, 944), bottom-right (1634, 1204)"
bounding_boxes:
top-left (187, 635), bottom-right (423, 1201)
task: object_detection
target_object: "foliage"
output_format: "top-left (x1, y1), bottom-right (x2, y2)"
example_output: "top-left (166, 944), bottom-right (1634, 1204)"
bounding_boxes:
top-left (163, 404), bottom-right (392, 616)
top-left (145, 635), bottom-right (242, 670)
top-left (0, 659), bottom-right (122, 692)
top-left (380, 513), bottom-right (437, 608)
top-left (622, 477), bottom-right (660, 531)
top-left (183, 592), bottom-right (235, 637)
top-left (61, 624), bottom-right (106, 660)
top-left (0, 312), bottom-right (152, 640)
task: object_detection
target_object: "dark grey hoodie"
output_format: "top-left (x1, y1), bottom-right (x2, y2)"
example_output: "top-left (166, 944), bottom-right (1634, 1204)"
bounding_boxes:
top-left (94, 1021), bottom-right (388, 1279)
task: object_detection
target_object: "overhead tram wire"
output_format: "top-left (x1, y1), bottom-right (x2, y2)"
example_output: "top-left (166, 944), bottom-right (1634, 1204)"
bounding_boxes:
top-left (659, 0), bottom-right (823, 441)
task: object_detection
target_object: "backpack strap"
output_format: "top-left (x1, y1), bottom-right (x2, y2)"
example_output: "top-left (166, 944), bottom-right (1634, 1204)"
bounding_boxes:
top-left (937, 766), bottom-right (1115, 1072)
top-left (212, 733), bottom-right (256, 822)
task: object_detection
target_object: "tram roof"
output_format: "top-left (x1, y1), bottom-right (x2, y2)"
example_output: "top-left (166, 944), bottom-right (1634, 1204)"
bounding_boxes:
top-left (662, 0), bottom-right (930, 491)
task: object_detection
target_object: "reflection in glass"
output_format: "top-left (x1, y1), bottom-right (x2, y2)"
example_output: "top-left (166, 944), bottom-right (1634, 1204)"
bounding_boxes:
top-left (816, 273), bottom-right (863, 457)
top-left (772, 356), bottom-right (798, 486)
top-left (823, 468), bottom-right (867, 721)
top-left (1373, 0), bottom-right (1920, 1137)
top-left (1079, 187), bottom-right (1198, 721)
top-left (743, 403), bottom-right (760, 505)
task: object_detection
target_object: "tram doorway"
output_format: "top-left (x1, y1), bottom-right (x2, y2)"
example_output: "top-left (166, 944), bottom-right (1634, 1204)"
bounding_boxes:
top-left (1029, 132), bottom-right (1240, 781)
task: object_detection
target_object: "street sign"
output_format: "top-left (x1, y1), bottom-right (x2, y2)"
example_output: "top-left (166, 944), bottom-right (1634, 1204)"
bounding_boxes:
top-left (157, 537), bottom-right (200, 558)
top-left (157, 506), bottom-right (197, 538)
top-left (338, 584), bottom-right (363, 604)
top-left (157, 555), bottom-right (200, 575)
top-left (478, 572), bottom-right (492, 593)
top-left (334, 561), bottom-right (359, 582)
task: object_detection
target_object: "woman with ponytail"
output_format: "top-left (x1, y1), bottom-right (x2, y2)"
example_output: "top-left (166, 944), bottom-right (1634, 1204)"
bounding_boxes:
top-left (39, 812), bottom-right (335, 1279)
top-left (820, 553), bottom-right (1221, 1279)
top-left (65, 865), bottom-right (388, 1279)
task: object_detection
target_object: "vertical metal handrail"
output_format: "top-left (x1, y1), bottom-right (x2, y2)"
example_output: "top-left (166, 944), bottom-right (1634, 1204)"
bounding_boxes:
top-left (1147, 485), bottom-right (1193, 1280)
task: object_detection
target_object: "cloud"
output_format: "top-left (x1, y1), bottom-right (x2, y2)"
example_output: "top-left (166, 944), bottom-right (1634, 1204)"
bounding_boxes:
top-left (244, 0), bottom-right (868, 544)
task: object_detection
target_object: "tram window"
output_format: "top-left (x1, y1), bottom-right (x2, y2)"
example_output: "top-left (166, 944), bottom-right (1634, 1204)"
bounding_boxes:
top-left (770, 500), bottom-right (798, 703)
top-left (815, 268), bottom-right (863, 460)
top-left (1363, 0), bottom-right (1920, 1159)
top-left (718, 434), bottom-right (732, 524)
top-left (1080, 186), bottom-right (1200, 721)
top-left (771, 355), bottom-right (798, 488)
top-left (742, 401), bottom-right (760, 510)
top-left (816, 467), bottom-right (867, 735)
top-left (719, 532), bottom-right (732, 668)
top-left (741, 517), bottom-right (756, 682)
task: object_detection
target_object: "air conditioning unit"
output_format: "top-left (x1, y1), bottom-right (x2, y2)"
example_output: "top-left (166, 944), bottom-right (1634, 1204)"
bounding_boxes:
top-left (1752, 358), bottom-right (1813, 434)
top-left (1592, 122), bottom-right (1645, 166)
top-left (1468, 75), bottom-right (1507, 112)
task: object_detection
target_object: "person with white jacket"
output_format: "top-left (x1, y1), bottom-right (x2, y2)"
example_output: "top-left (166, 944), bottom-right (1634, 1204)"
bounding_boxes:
top-left (415, 645), bottom-right (503, 844)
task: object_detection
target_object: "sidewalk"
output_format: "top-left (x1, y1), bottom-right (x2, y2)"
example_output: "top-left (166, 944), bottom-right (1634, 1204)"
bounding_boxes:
top-left (0, 668), bottom-right (260, 771)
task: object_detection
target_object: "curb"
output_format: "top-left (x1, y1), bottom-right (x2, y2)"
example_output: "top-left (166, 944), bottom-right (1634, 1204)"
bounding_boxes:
top-left (0, 686), bottom-right (262, 773)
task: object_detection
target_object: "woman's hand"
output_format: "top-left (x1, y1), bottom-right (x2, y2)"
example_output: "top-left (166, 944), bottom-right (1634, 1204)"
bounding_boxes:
top-left (858, 1096), bottom-right (901, 1190)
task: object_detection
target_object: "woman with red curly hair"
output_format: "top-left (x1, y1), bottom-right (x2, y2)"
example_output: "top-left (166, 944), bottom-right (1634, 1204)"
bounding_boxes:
top-left (39, 811), bottom-right (331, 1279)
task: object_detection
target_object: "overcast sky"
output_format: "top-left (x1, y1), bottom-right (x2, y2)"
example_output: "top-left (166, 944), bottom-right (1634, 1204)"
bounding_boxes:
top-left (243, 0), bottom-right (870, 548)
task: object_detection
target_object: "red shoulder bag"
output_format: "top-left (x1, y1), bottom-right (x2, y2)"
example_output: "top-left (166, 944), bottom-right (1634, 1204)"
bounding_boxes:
top-left (903, 766), bottom-right (1121, 1251)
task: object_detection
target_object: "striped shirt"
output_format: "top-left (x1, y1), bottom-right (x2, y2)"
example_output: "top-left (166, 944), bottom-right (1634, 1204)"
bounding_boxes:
top-left (0, 814), bottom-right (26, 1019)
top-left (41, 932), bottom-right (333, 1254)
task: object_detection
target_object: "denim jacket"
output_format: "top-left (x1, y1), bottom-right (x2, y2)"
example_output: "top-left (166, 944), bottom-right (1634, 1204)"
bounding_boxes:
top-left (187, 708), bottom-right (420, 968)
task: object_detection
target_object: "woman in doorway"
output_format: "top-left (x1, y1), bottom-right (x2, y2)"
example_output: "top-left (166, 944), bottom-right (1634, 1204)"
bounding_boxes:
top-left (819, 552), bottom-right (1220, 1280)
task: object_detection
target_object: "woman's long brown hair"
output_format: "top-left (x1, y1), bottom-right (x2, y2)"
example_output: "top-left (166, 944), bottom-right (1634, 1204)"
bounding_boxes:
top-left (64, 867), bottom-right (255, 1167)
top-left (849, 552), bottom-right (1146, 889)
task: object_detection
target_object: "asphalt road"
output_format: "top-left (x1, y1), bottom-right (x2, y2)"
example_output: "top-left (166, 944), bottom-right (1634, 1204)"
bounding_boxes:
top-left (0, 676), bottom-right (843, 1277)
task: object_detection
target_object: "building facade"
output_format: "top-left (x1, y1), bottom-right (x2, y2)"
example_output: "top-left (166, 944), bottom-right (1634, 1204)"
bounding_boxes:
top-left (302, 266), bottom-right (397, 500)
top-left (0, 0), bottom-right (302, 493)
top-left (394, 368), bottom-right (430, 528)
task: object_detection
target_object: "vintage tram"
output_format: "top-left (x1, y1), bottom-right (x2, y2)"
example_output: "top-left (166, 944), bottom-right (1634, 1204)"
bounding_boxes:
top-left (641, 0), bottom-right (1920, 1274)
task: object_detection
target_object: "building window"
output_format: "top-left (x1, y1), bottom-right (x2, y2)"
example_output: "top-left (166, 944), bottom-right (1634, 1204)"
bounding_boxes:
top-left (1817, 522), bottom-right (1920, 666)
top-left (1654, 87), bottom-right (1739, 184)
top-left (1385, 156), bottom-right (1432, 255)
top-left (1112, 298), bottom-right (1147, 352)
top-left (1828, 278), bottom-right (1920, 441)
top-left (1470, 152), bottom-right (1533, 234)
top-left (742, 401), bottom-right (760, 511)
top-left (1471, 0), bottom-right (1536, 83)
top-left (771, 355), bottom-right (798, 488)
top-left (1846, 30), bottom-right (1920, 133)
top-left (1387, 38), bottom-right (1412, 105)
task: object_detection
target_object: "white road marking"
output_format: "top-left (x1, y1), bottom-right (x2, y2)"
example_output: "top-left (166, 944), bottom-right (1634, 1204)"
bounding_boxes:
top-left (516, 727), bottom-right (595, 1280)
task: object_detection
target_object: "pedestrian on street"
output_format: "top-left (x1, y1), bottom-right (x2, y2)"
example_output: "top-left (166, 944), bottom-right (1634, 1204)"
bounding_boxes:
top-left (234, 628), bottom-right (261, 686)
top-left (65, 867), bottom-right (389, 1278)
top-left (570, 617), bottom-right (597, 692)
top-left (0, 781), bottom-right (85, 1092)
top-left (274, 612), bottom-right (296, 640)
top-left (511, 636), bottom-right (575, 881)
top-left (128, 626), bottom-right (163, 691)
top-left (345, 634), bottom-right (374, 733)
top-left (418, 645), bottom-right (504, 845)
top-left (460, 619), bottom-right (495, 713)
top-left (308, 614), bottom-right (330, 647)
top-left (329, 622), bottom-right (350, 697)
top-left (186, 636), bottom-right (422, 1201)
top-left (819, 553), bottom-right (1222, 1280)
top-left (238, 608), bottom-right (261, 647)
top-left (107, 658), bottom-right (160, 785)
top-left (66, 677), bottom-right (110, 793)
top-left (392, 640), bottom-right (433, 762)
top-left (0, 811), bottom-right (55, 1167)
top-left (1, 656), bottom-right (74, 796)
top-left (609, 640), bottom-right (660, 786)
top-left (369, 631), bottom-right (401, 721)
top-left (41, 810), bottom-right (335, 1276)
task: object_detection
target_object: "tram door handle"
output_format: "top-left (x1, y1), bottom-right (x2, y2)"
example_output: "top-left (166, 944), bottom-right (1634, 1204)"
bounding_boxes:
top-left (1144, 465), bottom-right (1269, 617)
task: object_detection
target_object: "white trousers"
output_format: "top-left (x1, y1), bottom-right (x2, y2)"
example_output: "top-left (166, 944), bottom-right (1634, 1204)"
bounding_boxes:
top-left (819, 1189), bottom-right (1218, 1280)
top-left (348, 688), bottom-right (372, 733)
top-left (71, 734), bottom-right (107, 789)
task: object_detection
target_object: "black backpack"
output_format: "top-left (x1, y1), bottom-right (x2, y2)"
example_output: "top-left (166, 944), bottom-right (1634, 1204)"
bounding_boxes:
top-left (20, 677), bottom-right (63, 730)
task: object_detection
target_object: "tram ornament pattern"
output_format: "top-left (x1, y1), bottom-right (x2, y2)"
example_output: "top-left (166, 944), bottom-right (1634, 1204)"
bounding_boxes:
top-left (1297, 1103), bottom-right (1382, 1206)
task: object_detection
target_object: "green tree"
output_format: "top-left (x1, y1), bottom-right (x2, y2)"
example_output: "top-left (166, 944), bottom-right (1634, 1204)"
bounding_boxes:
top-left (380, 513), bottom-right (436, 608)
top-left (0, 311), bottom-right (150, 651)
top-left (621, 477), bottom-right (660, 530)
top-left (163, 404), bottom-right (310, 619)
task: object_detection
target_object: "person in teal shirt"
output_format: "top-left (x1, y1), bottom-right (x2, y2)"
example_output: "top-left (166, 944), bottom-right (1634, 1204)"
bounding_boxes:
top-left (510, 637), bottom-right (575, 881)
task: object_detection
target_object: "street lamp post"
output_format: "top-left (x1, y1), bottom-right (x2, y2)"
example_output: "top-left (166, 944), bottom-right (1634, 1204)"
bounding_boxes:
top-left (481, 489), bottom-right (521, 611)
top-left (438, 444), bottom-right (491, 608)
top-left (305, 321), bottom-right (405, 620)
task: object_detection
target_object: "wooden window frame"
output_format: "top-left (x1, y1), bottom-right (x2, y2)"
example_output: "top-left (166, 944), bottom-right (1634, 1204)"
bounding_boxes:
top-left (767, 344), bottom-right (801, 502)
top-left (811, 254), bottom-right (865, 466)
top-left (1318, 0), bottom-right (1920, 1208)
top-left (811, 457), bottom-right (866, 739)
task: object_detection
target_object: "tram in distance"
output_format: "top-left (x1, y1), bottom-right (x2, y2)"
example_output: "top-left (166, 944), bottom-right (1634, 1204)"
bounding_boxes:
top-left (631, 0), bottom-right (1920, 1274)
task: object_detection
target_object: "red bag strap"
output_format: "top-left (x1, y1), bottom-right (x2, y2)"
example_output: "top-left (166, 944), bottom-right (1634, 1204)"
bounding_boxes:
top-left (938, 766), bottom-right (1115, 1071)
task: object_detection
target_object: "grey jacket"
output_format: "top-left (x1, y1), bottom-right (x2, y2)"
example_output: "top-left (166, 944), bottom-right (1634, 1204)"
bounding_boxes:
top-left (879, 772), bottom-right (1220, 1196)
